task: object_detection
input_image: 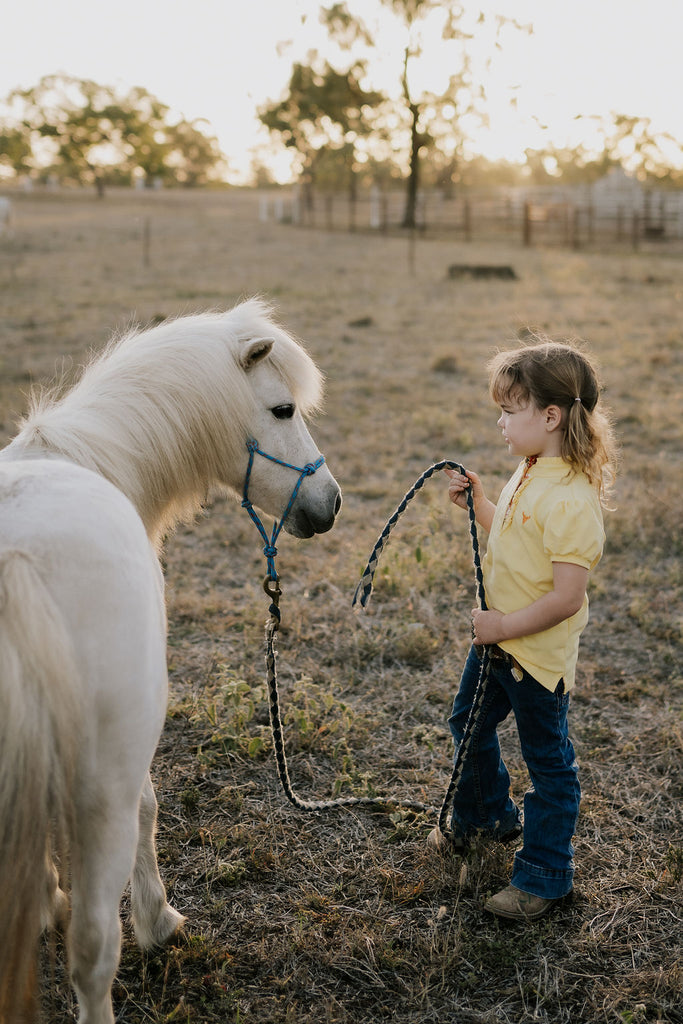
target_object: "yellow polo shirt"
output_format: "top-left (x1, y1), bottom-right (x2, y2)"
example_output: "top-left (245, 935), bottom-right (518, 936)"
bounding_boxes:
top-left (483, 457), bottom-right (605, 691)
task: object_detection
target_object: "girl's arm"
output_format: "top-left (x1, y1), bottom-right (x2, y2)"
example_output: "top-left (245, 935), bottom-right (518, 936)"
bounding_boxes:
top-left (471, 561), bottom-right (589, 645)
top-left (445, 468), bottom-right (496, 533)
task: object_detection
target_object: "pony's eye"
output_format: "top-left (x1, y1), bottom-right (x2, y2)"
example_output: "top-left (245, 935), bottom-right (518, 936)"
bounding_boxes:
top-left (271, 404), bottom-right (295, 420)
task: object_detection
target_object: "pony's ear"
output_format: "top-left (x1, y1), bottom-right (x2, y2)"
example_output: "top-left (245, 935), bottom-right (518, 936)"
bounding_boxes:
top-left (240, 337), bottom-right (274, 370)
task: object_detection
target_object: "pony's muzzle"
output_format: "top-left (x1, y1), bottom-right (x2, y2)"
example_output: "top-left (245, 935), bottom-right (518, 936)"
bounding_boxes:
top-left (286, 479), bottom-right (342, 538)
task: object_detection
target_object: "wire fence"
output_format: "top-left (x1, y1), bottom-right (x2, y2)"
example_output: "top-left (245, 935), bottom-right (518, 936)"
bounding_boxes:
top-left (259, 186), bottom-right (683, 254)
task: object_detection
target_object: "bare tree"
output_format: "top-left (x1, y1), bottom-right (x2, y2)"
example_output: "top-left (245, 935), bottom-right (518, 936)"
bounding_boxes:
top-left (323, 1), bottom-right (531, 227)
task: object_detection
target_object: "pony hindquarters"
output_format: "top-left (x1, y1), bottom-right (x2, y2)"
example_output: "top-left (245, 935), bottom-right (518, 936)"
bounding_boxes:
top-left (0, 549), bottom-right (81, 1024)
top-left (0, 460), bottom-right (179, 1024)
top-left (55, 468), bottom-right (178, 1024)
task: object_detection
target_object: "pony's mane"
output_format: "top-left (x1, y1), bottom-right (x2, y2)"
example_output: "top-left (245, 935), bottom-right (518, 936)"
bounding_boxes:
top-left (16, 299), bottom-right (323, 547)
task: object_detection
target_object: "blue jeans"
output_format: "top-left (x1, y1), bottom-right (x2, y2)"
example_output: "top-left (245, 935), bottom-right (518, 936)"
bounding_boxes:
top-left (447, 645), bottom-right (580, 900)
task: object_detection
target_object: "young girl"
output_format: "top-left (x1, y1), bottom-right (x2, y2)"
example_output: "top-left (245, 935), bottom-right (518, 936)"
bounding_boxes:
top-left (434, 338), bottom-right (617, 921)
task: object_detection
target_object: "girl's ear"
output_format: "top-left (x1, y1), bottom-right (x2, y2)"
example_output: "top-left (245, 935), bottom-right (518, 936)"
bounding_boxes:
top-left (545, 405), bottom-right (563, 432)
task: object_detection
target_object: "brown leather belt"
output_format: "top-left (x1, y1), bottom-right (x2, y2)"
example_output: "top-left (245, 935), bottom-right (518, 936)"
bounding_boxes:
top-left (487, 644), bottom-right (524, 681)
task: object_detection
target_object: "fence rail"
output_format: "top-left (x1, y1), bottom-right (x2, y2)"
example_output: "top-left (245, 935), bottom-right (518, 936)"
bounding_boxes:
top-left (259, 188), bottom-right (683, 253)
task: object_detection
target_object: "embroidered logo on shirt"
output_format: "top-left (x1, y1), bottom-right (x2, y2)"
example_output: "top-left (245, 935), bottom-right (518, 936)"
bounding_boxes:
top-left (522, 512), bottom-right (530, 524)
top-left (502, 456), bottom-right (538, 529)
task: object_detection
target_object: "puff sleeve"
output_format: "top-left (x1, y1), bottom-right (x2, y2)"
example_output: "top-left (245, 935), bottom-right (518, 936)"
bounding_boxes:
top-left (542, 497), bottom-right (605, 570)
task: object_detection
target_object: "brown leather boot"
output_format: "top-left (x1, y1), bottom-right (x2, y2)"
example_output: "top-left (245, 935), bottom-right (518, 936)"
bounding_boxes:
top-left (484, 884), bottom-right (565, 921)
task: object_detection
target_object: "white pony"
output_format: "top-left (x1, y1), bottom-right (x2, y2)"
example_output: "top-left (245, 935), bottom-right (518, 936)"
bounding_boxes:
top-left (0, 298), bottom-right (341, 1024)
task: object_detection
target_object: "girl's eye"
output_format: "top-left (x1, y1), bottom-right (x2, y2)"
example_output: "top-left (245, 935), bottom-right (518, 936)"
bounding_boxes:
top-left (271, 404), bottom-right (295, 420)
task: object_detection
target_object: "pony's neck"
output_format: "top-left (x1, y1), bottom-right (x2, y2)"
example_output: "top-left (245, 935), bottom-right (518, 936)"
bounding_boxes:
top-left (6, 411), bottom-right (206, 552)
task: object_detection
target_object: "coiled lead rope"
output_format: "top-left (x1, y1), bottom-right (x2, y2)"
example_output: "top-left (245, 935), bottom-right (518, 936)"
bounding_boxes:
top-left (264, 581), bottom-right (429, 812)
top-left (352, 460), bottom-right (492, 837)
top-left (242, 437), bottom-right (423, 811)
top-left (249, 450), bottom-right (491, 826)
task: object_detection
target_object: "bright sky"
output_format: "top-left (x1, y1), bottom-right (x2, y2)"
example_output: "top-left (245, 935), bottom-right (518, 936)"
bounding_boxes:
top-left (2, 0), bottom-right (683, 183)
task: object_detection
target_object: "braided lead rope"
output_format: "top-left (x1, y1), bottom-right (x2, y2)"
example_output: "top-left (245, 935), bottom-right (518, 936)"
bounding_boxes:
top-left (257, 457), bottom-right (490, 824)
top-left (437, 648), bottom-right (491, 834)
top-left (352, 460), bottom-right (486, 610)
top-left (240, 438), bottom-right (426, 810)
top-left (351, 460), bottom-right (492, 839)
top-left (264, 606), bottom-right (432, 812)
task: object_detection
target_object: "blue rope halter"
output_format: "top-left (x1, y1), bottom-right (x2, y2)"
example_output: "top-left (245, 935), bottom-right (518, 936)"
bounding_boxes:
top-left (241, 437), bottom-right (325, 619)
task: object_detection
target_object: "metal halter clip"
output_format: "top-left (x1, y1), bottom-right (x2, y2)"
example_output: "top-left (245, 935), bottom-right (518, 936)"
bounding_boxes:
top-left (263, 574), bottom-right (281, 604)
top-left (263, 574), bottom-right (282, 630)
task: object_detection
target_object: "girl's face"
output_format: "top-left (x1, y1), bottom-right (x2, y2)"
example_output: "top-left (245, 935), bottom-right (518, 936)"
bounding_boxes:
top-left (497, 393), bottom-right (563, 459)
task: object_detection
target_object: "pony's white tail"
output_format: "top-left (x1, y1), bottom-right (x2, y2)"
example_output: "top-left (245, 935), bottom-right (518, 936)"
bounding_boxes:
top-left (0, 551), bottom-right (80, 1023)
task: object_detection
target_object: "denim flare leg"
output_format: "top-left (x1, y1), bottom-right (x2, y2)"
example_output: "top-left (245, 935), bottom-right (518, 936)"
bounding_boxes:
top-left (448, 644), bottom-right (579, 900)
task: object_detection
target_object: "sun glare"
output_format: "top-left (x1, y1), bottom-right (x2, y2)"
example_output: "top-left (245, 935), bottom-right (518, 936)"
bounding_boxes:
top-left (2, 0), bottom-right (683, 186)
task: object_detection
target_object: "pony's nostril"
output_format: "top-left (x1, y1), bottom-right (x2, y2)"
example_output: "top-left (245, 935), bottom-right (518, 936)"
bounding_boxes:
top-left (334, 490), bottom-right (342, 516)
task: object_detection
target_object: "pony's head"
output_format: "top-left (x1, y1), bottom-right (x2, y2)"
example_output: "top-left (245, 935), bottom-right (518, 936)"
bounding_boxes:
top-left (229, 307), bottom-right (342, 539)
top-left (10, 299), bottom-right (342, 548)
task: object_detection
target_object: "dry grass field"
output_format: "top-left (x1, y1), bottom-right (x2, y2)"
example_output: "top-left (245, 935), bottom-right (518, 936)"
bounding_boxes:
top-left (0, 188), bottom-right (681, 1023)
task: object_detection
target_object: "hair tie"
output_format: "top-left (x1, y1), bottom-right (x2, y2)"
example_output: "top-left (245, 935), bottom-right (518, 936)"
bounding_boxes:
top-left (574, 396), bottom-right (582, 404)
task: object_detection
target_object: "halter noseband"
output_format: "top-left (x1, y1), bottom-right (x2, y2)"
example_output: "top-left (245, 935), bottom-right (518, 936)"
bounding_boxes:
top-left (241, 438), bottom-right (325, 603)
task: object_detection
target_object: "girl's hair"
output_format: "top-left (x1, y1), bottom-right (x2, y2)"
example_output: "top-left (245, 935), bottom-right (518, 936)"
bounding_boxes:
top-left (488, 336), bottom-right (618, 504)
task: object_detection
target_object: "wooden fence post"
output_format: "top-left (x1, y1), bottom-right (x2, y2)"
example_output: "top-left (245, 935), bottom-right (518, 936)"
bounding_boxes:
top-left (570, 207), bottom-right (580, 250)
top-left (143, 216), bottom-right (151, 266)
top-left (463, 198), bottom-right (472, 241)
top-left (369, 186), bottom-right (381, 229)
top-left (523, 202), bottom-right (532, 247)
top-left (348, 193), bottom-right (356, 232)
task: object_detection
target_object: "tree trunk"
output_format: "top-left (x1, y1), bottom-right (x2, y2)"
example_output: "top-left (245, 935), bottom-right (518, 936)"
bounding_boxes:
top-left (402, 104), bottom-right (420, 229)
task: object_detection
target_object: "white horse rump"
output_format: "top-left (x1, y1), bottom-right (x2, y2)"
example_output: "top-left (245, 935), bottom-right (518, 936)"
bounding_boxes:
top-left (0, 299), bottom-right (341, 1023)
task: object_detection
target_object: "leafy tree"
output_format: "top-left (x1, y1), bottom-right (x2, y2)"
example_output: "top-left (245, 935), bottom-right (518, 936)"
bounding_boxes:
top-left (523, 115), bottom-right (683, 188)
top-left (258, 57), bottom-right (383, 201)
top-left (602, 114), bottom-right (683, 186)
top-left (522, 144), bottom-right (613, 186)
top-left (0, 126), bottom-right (32, 177)
top-left (163, 118), bottom-right (226, 186)
top-left (3, 75), bottom-right (224, 188)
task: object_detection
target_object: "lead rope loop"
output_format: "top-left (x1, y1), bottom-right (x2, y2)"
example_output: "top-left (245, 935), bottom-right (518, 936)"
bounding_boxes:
top-left (352, 460), bottom-right (491, 836)
top-left (247, 448), bottom-right (490, 823)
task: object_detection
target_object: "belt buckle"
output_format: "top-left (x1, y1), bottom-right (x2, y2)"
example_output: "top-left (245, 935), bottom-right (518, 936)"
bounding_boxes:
top-left (510, 660), bottom-right (524, 682)
top-left (489, 644), bottom-right (524, 681)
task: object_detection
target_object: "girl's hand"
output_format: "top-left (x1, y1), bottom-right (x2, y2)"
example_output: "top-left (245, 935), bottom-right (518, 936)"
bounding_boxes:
top-left (445, 468), bottom-right (487, 511)
top-left (471, 607), bottom-right (505, 645)
top-left (445, 468), bottom-right (496, 532)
